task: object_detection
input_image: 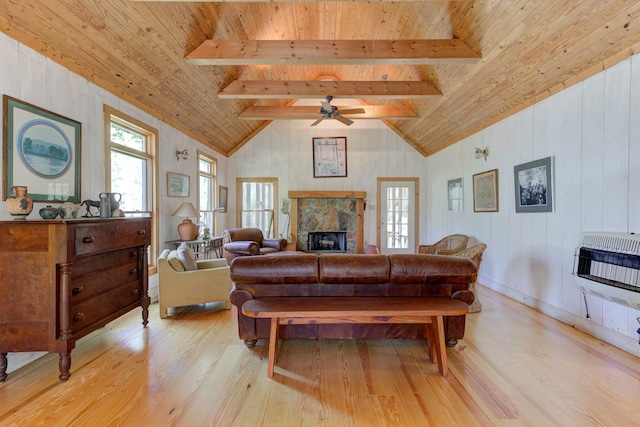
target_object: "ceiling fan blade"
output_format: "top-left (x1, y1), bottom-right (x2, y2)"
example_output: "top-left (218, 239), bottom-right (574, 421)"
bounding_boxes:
top-left (338, 108), bottom-right (366, 115)
top-left (334, 115), bottom-right (354, 126)
top-left (310, 117), bottom-right (325, 126)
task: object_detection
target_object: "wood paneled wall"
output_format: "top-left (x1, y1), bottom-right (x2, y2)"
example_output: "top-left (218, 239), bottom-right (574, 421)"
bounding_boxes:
top-left (425, 53), bottom-right (640, 356)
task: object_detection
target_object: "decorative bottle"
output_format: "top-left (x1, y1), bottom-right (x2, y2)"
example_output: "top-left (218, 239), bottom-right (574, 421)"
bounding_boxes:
top-left (5, 186), bottom-right (34, 219)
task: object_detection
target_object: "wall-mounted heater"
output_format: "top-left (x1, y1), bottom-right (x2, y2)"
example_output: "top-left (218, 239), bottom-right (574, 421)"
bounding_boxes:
top-left (573, 232), bottom-right (640, 310)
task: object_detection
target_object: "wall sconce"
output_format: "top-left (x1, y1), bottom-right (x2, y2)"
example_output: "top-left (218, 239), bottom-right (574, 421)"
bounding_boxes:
top-left (176, 149), bottom-right (190, 161)
top-left (474, 147), bottom-right (489, 161)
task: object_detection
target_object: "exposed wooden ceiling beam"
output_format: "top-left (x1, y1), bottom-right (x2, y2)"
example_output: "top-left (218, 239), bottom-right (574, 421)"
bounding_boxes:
top-left (218, 80), bottom-right (441, 99)
top-left (238, 105), bottom-right (418, 120)
top-left (187, 40), bottom-right (480, 66)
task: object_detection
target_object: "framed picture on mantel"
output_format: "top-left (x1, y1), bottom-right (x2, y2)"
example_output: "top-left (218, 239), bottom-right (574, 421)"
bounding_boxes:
top-left (313, 137), bottom-right (347, 178)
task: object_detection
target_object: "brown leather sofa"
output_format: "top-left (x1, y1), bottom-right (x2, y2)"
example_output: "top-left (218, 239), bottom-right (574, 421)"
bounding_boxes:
top-left (229, 252), bottom-right (477, 348)
top-left (222, 227), bottom-right (288, 262)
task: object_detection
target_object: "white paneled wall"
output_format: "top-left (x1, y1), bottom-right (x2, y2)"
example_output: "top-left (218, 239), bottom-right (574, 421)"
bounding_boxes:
top-left (426, 54), bottom-right (640, 356)
top-left (229, 118), bottom-right (426, 245)
top-left (0, 32), bottom-right (228, 373)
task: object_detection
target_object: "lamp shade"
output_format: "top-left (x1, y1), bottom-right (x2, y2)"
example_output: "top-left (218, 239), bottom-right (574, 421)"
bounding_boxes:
top-left (172, 202), bottom-right (198, 218)
top-left (172, 202), bottom-right (199, 240)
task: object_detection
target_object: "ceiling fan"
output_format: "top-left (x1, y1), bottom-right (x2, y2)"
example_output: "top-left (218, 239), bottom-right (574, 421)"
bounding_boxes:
top-left (310, 96), bottom-right (366, 126)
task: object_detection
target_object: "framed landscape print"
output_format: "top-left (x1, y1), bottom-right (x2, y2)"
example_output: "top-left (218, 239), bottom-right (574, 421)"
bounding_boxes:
top-left (313, 136), bottom-right (347, 178)
top-left (514, 156), bottom-right (554, 213)
top-left (447, 178), bottom-right (463, 212)
top-left (473, 169), bottom-right (499, 212)
top-left (2, 95), bottom-right (82, 202)
top-left (167, 172), bottom-right (189, 197)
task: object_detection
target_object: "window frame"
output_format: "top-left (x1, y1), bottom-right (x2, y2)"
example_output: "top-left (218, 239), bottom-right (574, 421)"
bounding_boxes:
top-left (197, 151), bottom-right (218, 235)
top-left (104, 105), bottom-right (158, 273)
top-left (236, 177), bottom-right (278, 238)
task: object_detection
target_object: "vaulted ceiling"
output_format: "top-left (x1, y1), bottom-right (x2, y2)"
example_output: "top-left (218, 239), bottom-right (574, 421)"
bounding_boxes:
top-left (1, 0), bottom-right (639, 157)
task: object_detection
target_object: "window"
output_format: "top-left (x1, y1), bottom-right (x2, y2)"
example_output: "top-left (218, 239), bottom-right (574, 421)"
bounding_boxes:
top-left (198, 152), bottom-right (217, 234)
top-left (237, 178), bottom-right (278, 238)
top-left (104, 106), bottom-right (158, 270)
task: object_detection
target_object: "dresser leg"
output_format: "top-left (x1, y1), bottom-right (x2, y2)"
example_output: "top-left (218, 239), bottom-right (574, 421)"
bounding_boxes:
top-left (141, 296), bottom-right (150, 327)
top-left (59, 352), bottom-right (71, 381)
top-left (0, 353), bottom-right (7, 382)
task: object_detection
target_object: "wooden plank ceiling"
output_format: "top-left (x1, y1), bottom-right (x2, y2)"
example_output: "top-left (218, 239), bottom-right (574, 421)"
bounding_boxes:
top-left (1, 1), bottom-right (640, 157)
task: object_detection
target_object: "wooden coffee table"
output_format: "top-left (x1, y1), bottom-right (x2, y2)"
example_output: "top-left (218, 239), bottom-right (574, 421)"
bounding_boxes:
top-left (242, 296), bottom-right (468, 378)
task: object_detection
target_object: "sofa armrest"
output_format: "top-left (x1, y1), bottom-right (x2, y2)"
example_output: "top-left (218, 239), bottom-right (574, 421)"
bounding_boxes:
top-left (230, 289), bottom-right (257, 340)
top-left (451, 289), bottom-right (475, 305)
top-left (262, 238), bottom-right (288, 251)
top-left (223, 241), bottom-right (260, 255)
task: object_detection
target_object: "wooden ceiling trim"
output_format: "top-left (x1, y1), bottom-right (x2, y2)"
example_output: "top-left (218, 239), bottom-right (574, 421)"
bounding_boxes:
top-left (218, 80), bottom-right (441, 99)
top-left (186, 39), bottom-right (481, 65)
top-left (133, 0), bottom-right (464, 2)
top-left (238, 105), bottom-right (418, 120)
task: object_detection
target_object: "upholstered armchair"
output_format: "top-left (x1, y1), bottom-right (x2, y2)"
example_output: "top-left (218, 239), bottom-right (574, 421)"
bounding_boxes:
top-left (454, 243), bottom-right (487, 313)
top-left (157, 249), bottom-right (232, 318)
top-left (417, 234), bottom-right (469, 255)
top-left (222, 227), bottom-right (288, 263)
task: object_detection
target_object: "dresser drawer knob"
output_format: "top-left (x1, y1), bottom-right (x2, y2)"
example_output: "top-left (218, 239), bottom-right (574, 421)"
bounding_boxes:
top-left (129, 251), bottom-right (137, 258)
top-left (129, 269), bottom-right (137, 275)
top-left (131, 288), bottom-right (139, 296)
top-left (72, 286), bottom-right (84, 295)
top-left (137, 229), bottom-right (146, 236)
top-left (83, 236), bottom-right (95, 244)
top-left (74, 313), bottom-right (85, 322)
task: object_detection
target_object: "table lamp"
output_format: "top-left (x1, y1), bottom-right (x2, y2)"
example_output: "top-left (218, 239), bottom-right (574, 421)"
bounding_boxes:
top-left (172, 202), bottom-right (199, 241)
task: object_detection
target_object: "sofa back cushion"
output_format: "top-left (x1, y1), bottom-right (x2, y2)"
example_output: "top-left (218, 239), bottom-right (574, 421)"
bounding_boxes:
top-left (230, 252), bottom-right (319, 285)
top-left (388, 254), bottom-right (477, 284)
top-left (318, 254), bottom-right (390, 284)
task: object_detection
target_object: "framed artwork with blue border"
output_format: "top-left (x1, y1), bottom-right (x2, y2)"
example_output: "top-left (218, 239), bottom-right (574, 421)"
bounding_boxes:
top-left (3, 95), bottom-right (82, 202)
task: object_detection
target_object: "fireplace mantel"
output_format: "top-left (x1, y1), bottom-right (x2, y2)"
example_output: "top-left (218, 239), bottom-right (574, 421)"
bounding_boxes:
top-left (288, 191), bottom-right (366, 253)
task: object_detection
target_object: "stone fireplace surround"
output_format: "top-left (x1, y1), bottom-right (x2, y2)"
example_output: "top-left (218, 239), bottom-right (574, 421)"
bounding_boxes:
top-left (288, 191), bottom-right (365, 254)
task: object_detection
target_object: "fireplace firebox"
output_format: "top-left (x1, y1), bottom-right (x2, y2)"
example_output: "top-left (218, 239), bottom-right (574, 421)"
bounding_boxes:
top-left (307, 231), bottom-right (347, 253)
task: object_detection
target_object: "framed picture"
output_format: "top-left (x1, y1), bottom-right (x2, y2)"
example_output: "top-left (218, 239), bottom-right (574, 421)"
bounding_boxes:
top-left (167, 172), bottom-right (189, 197)
top-left (473, 169), bottom-right (499, 212)
top-left (514, 156), bottom-right (554, 213)
top-left (447, 178), bottom-right (463, 212)
top-left (2, 95), bottom-right (82, 202)
top-left (219, 185), bottom-right (228, 213)
top-left (313, 136), bottom-right (347, 178)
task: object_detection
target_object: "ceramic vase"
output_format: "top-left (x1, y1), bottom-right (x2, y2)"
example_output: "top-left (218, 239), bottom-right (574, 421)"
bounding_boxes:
top-left (5, 186), bottom-right (34, 219)
top-left (39, 205), bottom-right (59, 219)
top-left (58, 202), bottom-right (80, 219)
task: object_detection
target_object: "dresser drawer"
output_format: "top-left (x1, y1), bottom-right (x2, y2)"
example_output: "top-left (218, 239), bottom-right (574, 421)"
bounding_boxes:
top-left (70, 283), bottom-right (141, 334)
top-left (71, 248), bottom-right (139, 279)
top-left (74, 220), bottom-right (150, 256)
top-left (70, 264), bottom-right (140, 306)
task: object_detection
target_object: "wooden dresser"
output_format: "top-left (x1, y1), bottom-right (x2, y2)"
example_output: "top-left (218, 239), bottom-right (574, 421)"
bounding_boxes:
top-left (0, 217), bottom-right (151, 382)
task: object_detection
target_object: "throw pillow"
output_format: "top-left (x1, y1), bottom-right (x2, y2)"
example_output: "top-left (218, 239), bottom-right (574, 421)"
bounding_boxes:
top-left (177, 242), bottom-right (198, 271)
top-left (166, 250), bottom-right (185, 272)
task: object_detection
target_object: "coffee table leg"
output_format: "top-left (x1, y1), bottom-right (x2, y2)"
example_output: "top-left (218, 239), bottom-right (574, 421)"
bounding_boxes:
top-left (426, 320), bottom-right (437, 363)
top-left (267, 317), bottom-right (279, 378)
top-left (434, 315), bottom-right (448, 376)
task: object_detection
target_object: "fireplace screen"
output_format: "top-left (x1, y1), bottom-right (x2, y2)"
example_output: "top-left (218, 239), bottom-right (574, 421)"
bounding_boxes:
top-left (307, 231), bottom-right (347, 252)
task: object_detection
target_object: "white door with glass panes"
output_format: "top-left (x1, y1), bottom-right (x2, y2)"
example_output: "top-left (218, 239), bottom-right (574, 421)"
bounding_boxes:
top-left (379, 179), bottom-right (418, 254)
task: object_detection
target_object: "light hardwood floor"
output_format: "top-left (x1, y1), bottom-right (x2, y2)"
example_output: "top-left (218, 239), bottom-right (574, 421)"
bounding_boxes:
top-left (1, 286), bottom-right (638, 426)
